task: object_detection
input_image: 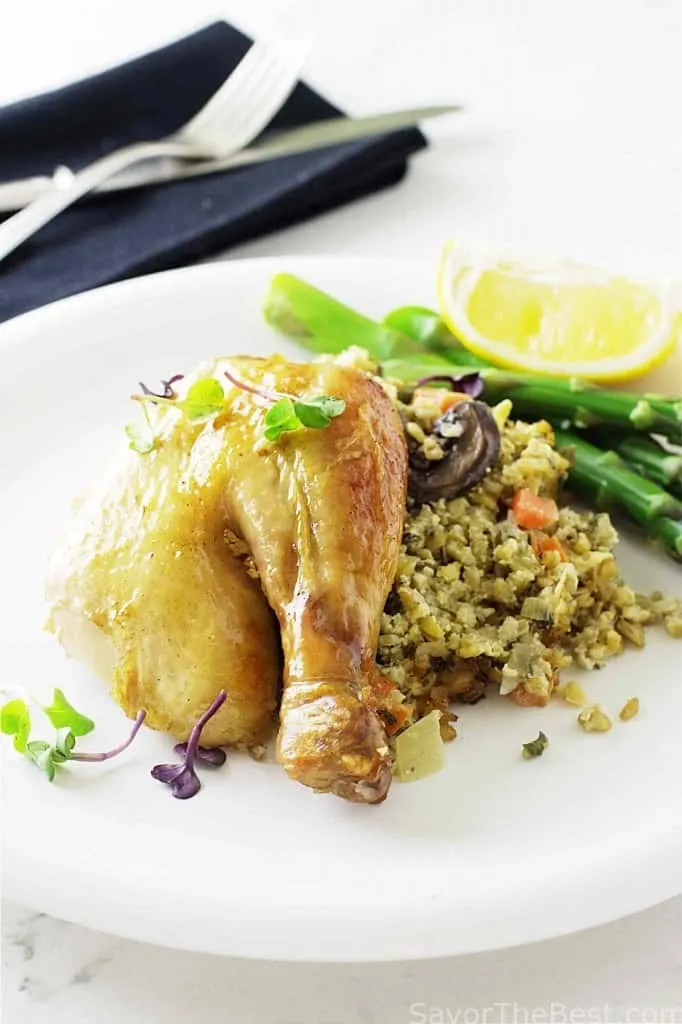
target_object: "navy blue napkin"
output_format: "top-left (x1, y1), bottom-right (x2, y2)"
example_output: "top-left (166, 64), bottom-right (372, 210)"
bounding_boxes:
top-left (0, 22), bottom-right (427, 323)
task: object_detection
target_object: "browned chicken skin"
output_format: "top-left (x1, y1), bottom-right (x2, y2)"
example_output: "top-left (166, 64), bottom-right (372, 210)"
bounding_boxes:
top-left (47, 355), bottom-right (408, 803)
top-left (46, 399), bottom-right (281, 749)
top-left (217, 357), bottom-right (407, 802)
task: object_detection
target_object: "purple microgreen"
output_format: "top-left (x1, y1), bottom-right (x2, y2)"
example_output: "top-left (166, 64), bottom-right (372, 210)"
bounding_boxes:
top-left (173, 742), bottom-right (227, 767)
top-left (139, 374), bottom-right (185, 400)
top-left (415, 372), bottom-right (484, 399)
top-left (224, 367), bottom-right (282, 403)
top-left (150, 761), bottom-right (201, 799)
top-left (130, 392), bottom-right (175, 408)
top-left (151, 691), bottom-right (226, 800)
top-left (69, 710), bottom-right (146, 762)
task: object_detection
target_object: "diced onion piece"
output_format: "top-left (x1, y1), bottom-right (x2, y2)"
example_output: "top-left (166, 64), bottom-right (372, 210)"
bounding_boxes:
top-left (395, 710), bottom-right (445, 782)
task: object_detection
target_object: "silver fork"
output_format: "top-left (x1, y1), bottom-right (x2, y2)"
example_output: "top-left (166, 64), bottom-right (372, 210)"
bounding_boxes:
top-left (0, 35), bottom-right (309, 264)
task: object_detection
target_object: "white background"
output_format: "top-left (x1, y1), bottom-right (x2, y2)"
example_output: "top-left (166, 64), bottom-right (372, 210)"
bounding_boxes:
top-left (1, 0), bottom-right (682, 1021)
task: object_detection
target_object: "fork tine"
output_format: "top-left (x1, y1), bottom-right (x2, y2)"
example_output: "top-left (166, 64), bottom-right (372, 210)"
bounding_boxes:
top-left (179, 42), bottom-right (280, 137)
top-left (181, 37), bottom-right (309, 153)
top-left (239, 40), bottom-right (310, 135)
top-left (215, 45), bottom-right (301, 133)
top-left (201, 38), bottom-right (307, 143)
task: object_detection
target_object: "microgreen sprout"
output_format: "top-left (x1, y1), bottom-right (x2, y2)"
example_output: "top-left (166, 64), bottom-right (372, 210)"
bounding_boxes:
top-left (68, 710), bottom-right (146, 762)
top-left (139, 374), bottom-right (185, 400)
top-left (126, 374), bottom-right (227, 452)
top-left (125, 400), bottom-right (158, 455)
top-left (43, 687), bottom-right (95, 736)
top-left (223, 368), bottom-right (346, 443)
top-left (414, 372), bottom-right (484, 399)
top-left (131, 377), bottom-right (226, 423)
top-left (173, 742), bottom-right (227, 767)
top-left (1, 686), bottom-right (229, 800)
top-left (0, 688), bottom-right (146, 782)
top-left (151, 690), bottom-right (227, 799)
top-left (1, 699), bottom-right (31, 752)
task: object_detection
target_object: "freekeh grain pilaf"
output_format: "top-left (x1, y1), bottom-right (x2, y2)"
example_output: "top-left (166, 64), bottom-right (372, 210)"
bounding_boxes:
top-left (318, 347), bottom-right (682, 736)
top-left (376, 398), bottom-right (682, 726)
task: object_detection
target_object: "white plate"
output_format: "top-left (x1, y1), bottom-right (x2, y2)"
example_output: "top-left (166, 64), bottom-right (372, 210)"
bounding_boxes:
top-left (1, 257), bottom-right (681, 962)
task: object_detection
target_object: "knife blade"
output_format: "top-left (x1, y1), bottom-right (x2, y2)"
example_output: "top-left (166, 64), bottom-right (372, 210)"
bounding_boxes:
top-left (0, 104), bottom-right (460, 213)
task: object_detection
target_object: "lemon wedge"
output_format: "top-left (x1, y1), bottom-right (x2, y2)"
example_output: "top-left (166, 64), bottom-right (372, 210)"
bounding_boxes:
top-left (437, 240), bottom-right (681, 382)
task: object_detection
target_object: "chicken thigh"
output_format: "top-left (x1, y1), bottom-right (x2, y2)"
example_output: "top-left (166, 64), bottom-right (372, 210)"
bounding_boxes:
top-left (46, 405), bottom-right (280, 747)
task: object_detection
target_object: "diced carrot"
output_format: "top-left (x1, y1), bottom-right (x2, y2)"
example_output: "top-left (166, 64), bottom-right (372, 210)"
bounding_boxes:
top-left (411, 388), bottom-right (469, 415)
top-left (370, 675), bottom-right (396, 698)
top-left (383, 704), bottom-right (413, 736)
top-left (532, 532), bottom-right (568, 561)
top-left (512, 488), bottom-right (559, 530)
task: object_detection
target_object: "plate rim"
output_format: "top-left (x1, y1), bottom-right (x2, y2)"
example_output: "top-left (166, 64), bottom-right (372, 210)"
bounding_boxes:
top-left (2, 256), bottom-right (681, 962)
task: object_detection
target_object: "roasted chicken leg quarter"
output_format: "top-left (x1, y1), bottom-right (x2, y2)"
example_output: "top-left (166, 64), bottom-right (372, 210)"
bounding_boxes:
top-left (47, 353), bottom-right (408, 803)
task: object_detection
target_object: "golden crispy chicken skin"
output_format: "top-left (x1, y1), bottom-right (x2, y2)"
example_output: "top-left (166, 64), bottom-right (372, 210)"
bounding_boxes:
top-left (46, 405), bottom-right (280, 748)
top-left (47, 354), bottom-right (407, 803)
top-left (211, 356), bottom-right (408, 803)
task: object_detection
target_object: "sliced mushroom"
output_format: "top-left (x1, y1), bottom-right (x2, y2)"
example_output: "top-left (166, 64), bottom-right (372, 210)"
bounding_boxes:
top-left (406, 400), bottom-right (501, 504)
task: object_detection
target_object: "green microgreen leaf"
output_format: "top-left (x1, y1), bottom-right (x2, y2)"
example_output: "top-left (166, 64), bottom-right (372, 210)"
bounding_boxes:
top-left (54, 727), bottom-right (77, 760)
top-left (43, 688), bottom-right (95, 737)
top-left (2, 688), bottom-right (146, 785)
top-left (521, 731), bottom-right (549, 760)
top-left (223, 368), bottom-right (346, 443)
top-left (263, 397), bottom-right (302, 442)
top-left (177, 378), bottom-right (225, 423)
top-left (26, 740), bottom-right (57, 782)
top-left (125, 418), bottom-right (158, 454)
top-left (263, 394), bottom-right (346, 441)
top-left (293, 395), bottom-right (346, 429)
top-left (125, 399), bottom-right (158, 455)
top-left (0, 699), bottom-right (31, 753)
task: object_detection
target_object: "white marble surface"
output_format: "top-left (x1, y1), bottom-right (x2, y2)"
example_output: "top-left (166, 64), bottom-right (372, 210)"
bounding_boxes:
top-left (2, 0), bottom-right (682, 1020)
top-left (3, 897), bottom-right (682, 1023)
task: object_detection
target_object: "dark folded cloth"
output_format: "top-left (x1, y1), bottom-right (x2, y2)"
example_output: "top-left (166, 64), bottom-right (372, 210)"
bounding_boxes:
top-left (0, 22), bottom-right (426, 323)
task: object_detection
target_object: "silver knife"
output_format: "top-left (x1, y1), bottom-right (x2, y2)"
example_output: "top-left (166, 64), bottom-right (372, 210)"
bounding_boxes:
top-left (0, 104), bottom-right (459, 213)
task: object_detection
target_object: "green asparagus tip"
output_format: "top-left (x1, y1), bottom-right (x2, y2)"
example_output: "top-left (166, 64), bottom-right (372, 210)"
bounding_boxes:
top-left (630, 400), bottom-right (655, 431)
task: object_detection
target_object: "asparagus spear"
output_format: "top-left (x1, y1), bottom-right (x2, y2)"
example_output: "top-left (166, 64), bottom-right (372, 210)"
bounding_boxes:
top-left (587, 433), bottom-right (682, 496)
top-left (554, 429), bottom-right (682, 526)
top-left (265, 275), bottom-right (497, 368)
top-left (382, 305), bottom-right (489, 367)
top-left (263, 275), bottom-right (682, 440)
top-left (382, 359), bottom-right (682, 442)
top-left (264, 274), bottom-right (423, 362)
